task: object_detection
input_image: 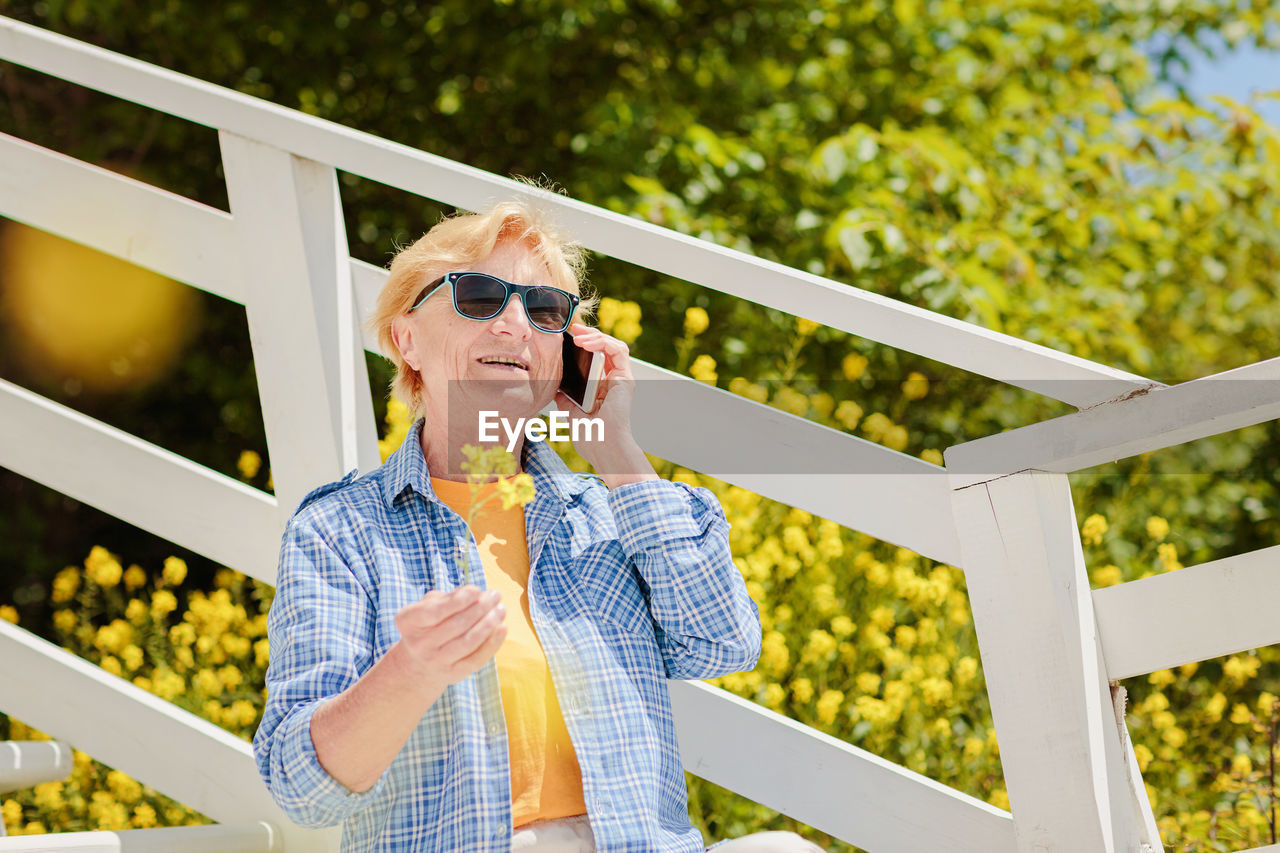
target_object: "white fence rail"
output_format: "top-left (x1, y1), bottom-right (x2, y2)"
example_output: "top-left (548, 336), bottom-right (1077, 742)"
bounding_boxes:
top-left (0, 823), bottom-right (280, 852)
top-left (0, 741), bottom-right (72, 794)
top-left (946, 356), bottom-right (1280, 488)
top-left (1, 12), bottom-right (1277, 853)
top-left (0, 621), bottom-right (339, 850)
top-left (0, 380), bottom-right (282, 582)
top-left (0, 133), bottom-right (240, 301)
top-left (1094, 544), bottom-right (1280, 681)
top-left (669, 682), bottom-right (1016, 852)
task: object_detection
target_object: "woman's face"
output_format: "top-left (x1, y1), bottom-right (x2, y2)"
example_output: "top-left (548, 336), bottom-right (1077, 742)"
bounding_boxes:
top-left (397, 240), bottom-right (566, 426)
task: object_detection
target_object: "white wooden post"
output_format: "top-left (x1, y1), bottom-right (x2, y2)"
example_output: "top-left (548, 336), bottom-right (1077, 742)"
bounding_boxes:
top-left (946, 469), bottom-right (1162, 852)
top-left (219, 132), bottom-right (380, 519)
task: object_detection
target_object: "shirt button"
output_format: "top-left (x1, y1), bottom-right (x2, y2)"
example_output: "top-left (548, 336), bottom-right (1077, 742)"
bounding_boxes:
top-left (487, 722), bottom-right (501, 736)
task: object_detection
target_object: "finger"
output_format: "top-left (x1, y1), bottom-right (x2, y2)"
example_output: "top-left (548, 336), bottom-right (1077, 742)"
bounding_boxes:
top-left (571, 336), bottom-right (632, 385)
top-left (405, 585), bottom-right (486, 629)
top-left (428, 589), bottom-right (502, 645)
top-left (455, 623), bottom-right (508, 674)
top-left (567, 327), bottom-right (628, 355)
top-left (440, 601), bottom-right (507, 664)
top-left (398, 587), bottom-right (468, 631)
top-left (575, 333), bottom-right (629, 359)
top-left (554, 389), bottom-right (591, 416)
top-left (595, 363), bottom-right (634, 395)
top-left (566, 332), bottom-right (608, 351)
top-left (567, 323), bottom-right (611, 344)
top-left (599, 341), bottom-right (633, 376)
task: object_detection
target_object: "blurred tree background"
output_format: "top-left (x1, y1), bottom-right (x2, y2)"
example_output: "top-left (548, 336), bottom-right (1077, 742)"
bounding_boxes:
top-left (1, 0), bottom-right (1279, 849)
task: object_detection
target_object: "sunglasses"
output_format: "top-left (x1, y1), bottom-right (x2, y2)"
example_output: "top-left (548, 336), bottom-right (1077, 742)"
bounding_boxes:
top-left (408, 271), bottom-right (580, 334)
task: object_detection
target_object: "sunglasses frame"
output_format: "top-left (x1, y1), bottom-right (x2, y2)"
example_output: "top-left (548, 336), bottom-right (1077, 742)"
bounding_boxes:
top-left (408, 271), bottom-right (580, 334)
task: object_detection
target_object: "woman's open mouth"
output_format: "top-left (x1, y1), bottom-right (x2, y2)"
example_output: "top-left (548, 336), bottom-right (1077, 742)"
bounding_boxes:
top-left (478, 356), bottom-right (529, 372)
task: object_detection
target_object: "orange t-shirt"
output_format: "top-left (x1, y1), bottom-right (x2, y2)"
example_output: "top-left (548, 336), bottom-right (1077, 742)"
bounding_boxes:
top-left (430, 477), bottom-right (586, 827)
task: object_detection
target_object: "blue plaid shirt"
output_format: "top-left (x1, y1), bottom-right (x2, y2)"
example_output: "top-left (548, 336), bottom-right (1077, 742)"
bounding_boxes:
top-left (253, 419), bottom-right (761, 852)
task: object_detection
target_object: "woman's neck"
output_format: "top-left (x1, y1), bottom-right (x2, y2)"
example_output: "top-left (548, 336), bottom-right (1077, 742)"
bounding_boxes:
top-left (419, 413), bottom-right (524, 482)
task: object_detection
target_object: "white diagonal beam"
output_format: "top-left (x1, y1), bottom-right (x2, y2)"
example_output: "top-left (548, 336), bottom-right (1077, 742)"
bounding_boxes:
top-left (669, 681), bottom-right (1015, 853)
top-left (0, 132), bottom-right (239, 300)
top-left (946, 356), bottom-right (1280, 487)
top-left (630, 362), bottom-right (960, 564)
top-left (0, 379), bottom-right (280, 583)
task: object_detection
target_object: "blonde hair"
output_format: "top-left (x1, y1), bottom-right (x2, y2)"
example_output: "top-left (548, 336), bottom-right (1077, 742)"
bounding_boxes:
top-left (367, 197), bottom-right (596, 417)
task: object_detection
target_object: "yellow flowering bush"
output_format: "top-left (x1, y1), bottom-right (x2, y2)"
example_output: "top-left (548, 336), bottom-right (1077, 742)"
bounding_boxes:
top-left (1, 550), bottom-right (273, 835)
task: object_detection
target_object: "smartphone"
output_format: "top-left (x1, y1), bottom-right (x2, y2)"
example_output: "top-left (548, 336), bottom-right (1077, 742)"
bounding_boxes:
top-left (560, 333), bottom-right (605, 413)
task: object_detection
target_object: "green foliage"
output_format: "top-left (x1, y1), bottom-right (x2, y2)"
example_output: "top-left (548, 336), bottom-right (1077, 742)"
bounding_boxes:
top-left (1, 0), bottom-right (1279, 849)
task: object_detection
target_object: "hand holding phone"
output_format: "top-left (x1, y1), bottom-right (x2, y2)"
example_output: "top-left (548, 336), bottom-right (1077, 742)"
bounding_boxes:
top-left (554, 324), bottom-right (658, 487)
top-left (559, 332), bottom-right (605, 413)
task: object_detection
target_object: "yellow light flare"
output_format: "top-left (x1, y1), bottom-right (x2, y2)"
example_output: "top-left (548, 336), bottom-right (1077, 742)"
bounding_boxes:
top-left (0, 222), bottom-right (200, 393)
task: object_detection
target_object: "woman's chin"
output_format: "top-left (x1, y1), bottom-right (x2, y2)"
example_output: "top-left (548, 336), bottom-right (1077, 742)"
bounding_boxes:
top-left (471, 386), bottom-right (553, 419)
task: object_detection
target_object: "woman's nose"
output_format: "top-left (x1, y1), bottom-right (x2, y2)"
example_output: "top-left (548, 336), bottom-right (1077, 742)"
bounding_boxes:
top-left (490, 294), bottom-right (533, 337)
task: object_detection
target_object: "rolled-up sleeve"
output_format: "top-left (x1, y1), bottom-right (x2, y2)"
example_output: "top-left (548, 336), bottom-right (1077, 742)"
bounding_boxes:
top-left (607, 480), bottom-right (761, 680)
top-left (252, 514), bottom-right (391, 828)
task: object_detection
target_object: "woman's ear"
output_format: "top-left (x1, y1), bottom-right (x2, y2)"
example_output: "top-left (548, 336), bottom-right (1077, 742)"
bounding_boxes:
top-left (390, 315), bottom-right (420, 372)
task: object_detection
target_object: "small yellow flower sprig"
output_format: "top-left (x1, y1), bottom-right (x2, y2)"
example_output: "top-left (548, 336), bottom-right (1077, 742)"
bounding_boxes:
top-left (454, 444), bottom-right (537, 584)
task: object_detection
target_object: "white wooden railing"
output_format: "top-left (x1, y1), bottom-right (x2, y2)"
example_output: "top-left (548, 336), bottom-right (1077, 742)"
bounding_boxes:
top-left (2, 14), bottom-right (1278, 853)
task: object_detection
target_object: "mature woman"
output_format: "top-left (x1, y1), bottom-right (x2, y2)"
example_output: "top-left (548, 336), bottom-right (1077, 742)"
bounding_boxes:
top-left (253, 199), bottom-right (820, 853)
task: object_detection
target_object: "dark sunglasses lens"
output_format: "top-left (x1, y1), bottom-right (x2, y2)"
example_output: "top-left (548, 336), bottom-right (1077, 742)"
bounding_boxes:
top-left (454, 274), bottom-right (508, 319)
top-left (524, 287), bottom-right (573, 331)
